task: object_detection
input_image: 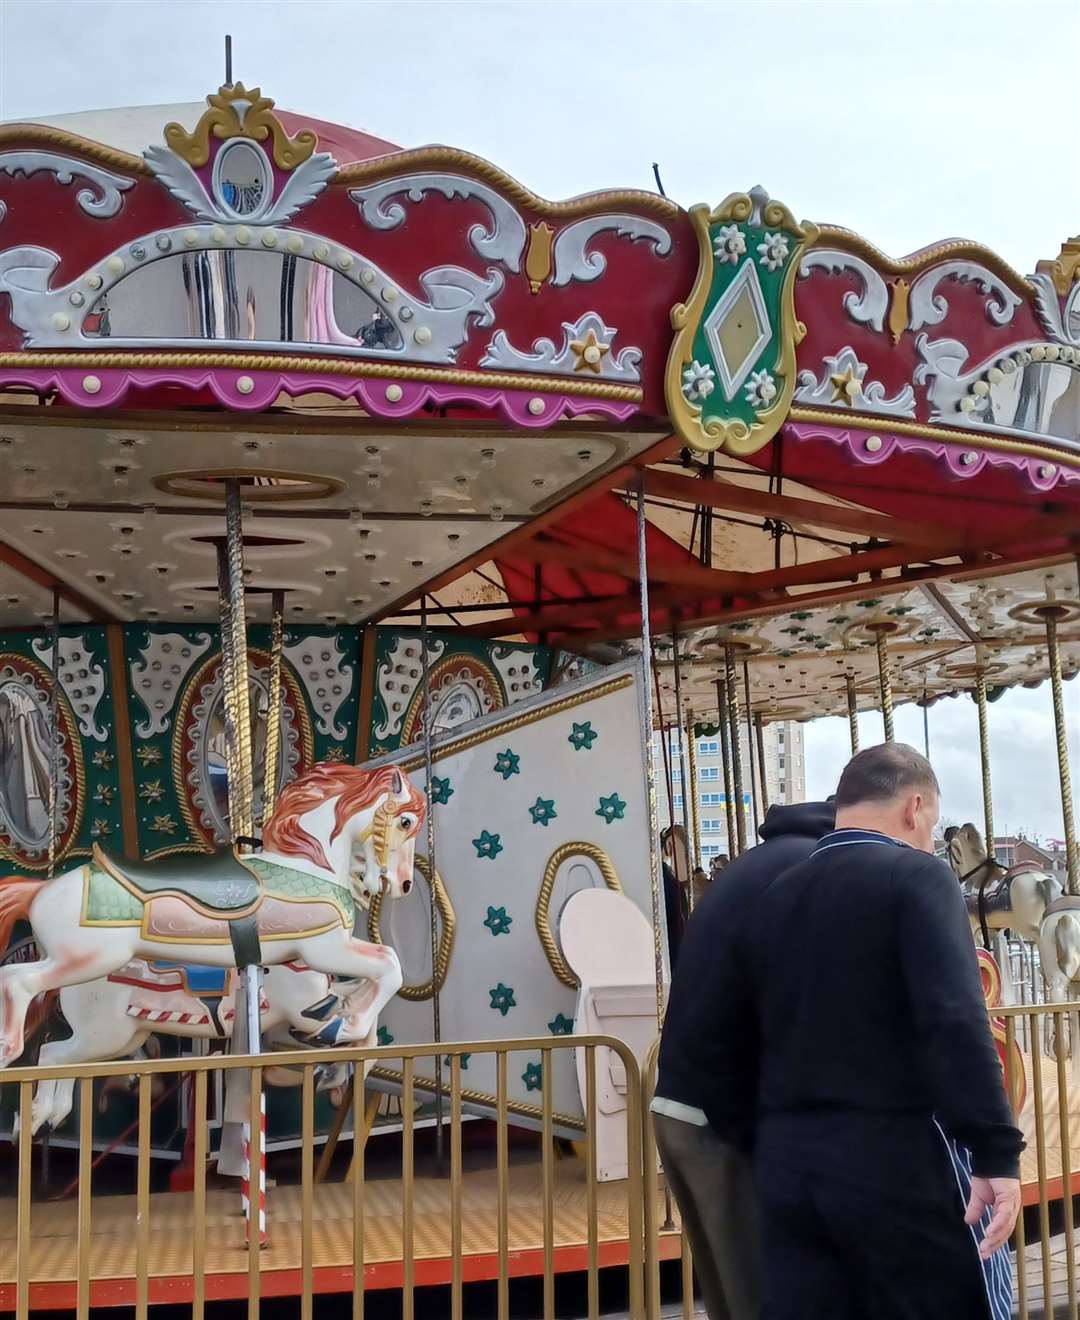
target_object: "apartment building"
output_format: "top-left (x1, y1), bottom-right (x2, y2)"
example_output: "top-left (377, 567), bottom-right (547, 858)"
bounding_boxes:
top-left (653, 720), bottom-right (806, 862)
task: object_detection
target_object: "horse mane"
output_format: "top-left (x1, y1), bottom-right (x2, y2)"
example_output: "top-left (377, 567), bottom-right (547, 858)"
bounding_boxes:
top-left (262, 763), bottom-right (425, 872)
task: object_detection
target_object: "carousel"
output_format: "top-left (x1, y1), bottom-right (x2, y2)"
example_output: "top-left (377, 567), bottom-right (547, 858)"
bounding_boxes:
top-left (0, 79), bottom-right (1077, 1317)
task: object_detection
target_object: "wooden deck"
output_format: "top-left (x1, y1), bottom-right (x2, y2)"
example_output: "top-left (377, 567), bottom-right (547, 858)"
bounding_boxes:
top-left (0, 1157), bottom-right (679, 1309)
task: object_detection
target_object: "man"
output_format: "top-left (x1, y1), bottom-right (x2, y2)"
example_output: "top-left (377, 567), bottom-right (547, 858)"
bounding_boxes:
top-left (652, 798), bottom-right (837, 1320)
top-left (732, 744), bottom-right (1022, 1320)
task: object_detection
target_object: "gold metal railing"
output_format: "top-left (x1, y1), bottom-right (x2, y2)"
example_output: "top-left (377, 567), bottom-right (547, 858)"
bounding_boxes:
top-left (3, 1004), bottom-right (1079, 1320)
top-left (0, 1035), bottom-right (644, 1320)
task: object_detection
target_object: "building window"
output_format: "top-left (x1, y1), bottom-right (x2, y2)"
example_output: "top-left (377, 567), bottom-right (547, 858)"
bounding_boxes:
top-left (778, 756), bottom-right (785, 770)
top-left (701, 818), bottom-right (723, 833)
top-left (700, 792), bottom-right (723, 807)
top-left (701, 844), bottom-right (722, 859)
top-left (671, 766), bottom-right (681, 782)
top-left (673, 794), bottom-right (683, 810)
top-left (697, 739), bottom-right (719, 756)
top-left (778, 780), bottom-right (786, 798)
top-left (699, 766), bottom-right (720, 782)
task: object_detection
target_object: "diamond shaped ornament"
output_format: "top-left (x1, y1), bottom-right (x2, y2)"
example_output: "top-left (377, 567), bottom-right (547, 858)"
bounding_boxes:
top-left (703, 260), bottom-right (772, 402)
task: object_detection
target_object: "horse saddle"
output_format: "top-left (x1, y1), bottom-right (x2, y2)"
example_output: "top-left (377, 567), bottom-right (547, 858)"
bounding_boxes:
top-left (92, 843), bottom-right (262, 915)
top-left (966, 862), bottom-right (1044, 917)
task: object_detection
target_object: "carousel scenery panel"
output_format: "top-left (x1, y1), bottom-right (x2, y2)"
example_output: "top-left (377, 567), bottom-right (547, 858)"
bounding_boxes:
top-left (364, 661), bottom-right (659, 1131)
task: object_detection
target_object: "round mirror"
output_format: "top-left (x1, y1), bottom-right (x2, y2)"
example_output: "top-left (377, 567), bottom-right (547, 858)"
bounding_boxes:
top-left (214, 140), bottom-right (271, 220)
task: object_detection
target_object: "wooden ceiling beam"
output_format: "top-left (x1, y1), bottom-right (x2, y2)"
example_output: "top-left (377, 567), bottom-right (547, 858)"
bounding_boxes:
top-left (511, 534), bottom-right (752, 592)
top-left (0, 539), bottom-right (118, 622)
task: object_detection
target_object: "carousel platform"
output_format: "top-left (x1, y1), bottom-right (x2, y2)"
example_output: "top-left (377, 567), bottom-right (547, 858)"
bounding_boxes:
top-left (0, 1157), bottom-right (680, 1309)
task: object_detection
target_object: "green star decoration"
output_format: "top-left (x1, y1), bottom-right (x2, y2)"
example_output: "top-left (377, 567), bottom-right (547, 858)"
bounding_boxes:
top-left (483, 905), bottom-right (512, 937)
top-left (431, 775), bottom-right (453, 806)
top-left (493, 748), bottom-right (520, 780)
top-left (568, 720), bottom-right (598, 751)
top-left (139, 779), bottom-right (165, 803)
top-left (376, 1025), bottom-right (394, 1046)
top-left (135, 744), bottom-right (162, 767)
top-left (522, 1061), bottom-right (543, 1093)
top-left (529, 796), bottom-right (557, 827)
top-left (92, 749), bottom-right (115, 770)
top-left (596, 792), bottom-right (627, 824)
top-left (473, 830), bottom-right (503, 861)
top-left (548, 1013), bottom-right (574, 1036)
top-left (489, 983), bottom-right (516, 1016)
top-left (444, 1053), bottom-right (471, 1070)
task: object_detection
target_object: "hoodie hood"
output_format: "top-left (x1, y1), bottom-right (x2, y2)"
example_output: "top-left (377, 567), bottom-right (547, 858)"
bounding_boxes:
top-left (758, 800), bottom-right (835, 843)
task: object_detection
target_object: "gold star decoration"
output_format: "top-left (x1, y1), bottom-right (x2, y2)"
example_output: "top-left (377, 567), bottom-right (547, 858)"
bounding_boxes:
top-left (323, 744), bottom-right (348, 762)
top-left (139, 779), bottom-right (165, 803)
top-left (90, 818), bottom-right (112, 838)
top-left (150, 814), bottom-right (177, 834)
top-left (829, 365), bottom-right (863, 405)
top-left (92, 749), bottom-right (115, 770)
top-left (570, 328), bottom-right (611, 375)
top-left (94, 784), bottom-right (115, 804)
top-left (136, 744), bottom-right (163, 767)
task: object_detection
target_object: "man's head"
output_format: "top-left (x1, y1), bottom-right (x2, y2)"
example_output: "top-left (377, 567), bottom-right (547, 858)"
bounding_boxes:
top-left (834, 742), bottom-right (941, 852)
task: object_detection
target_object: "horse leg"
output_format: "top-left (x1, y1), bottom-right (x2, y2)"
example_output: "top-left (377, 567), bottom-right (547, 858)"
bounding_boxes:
top-left (292, 931), bottom-right (402, 1040)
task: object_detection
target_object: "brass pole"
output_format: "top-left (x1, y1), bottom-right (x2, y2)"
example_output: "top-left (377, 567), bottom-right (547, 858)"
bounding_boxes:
top-left (875, 629), bottom-right (895, 743)
top-left (845, 671), bottom-right (859, 755)
top-left (723, 645), bottom-right (746, 853)
top-left (47, 586), bottom-right (60, 880)
top-left (743, 660), bottom-right (760, 841)
top-left (420, 596), bottom-right (445, 1161)
top-left (685, 709), bottom-right (702, 880)
top-left (261, 589), bottom-right (285, 827)
top-left (1043, 609), bottom-right (1079, 894)
top-left (672, 630), bottom-right (694, 893)
top-left (974, 655), bottom-right (995, 865)
top-left (636, 476), bottom-right (666, 1023)
top-left (754, 713), bottom-right (770, 816)
top-left (716, 678), bottom-right (736, 860)
top-left (216, 480), bottom-right (254, 843)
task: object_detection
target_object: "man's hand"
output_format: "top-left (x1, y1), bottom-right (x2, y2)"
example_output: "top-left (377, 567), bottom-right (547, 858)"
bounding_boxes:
top-left (965, 1176), bottom-right (1021, 1259)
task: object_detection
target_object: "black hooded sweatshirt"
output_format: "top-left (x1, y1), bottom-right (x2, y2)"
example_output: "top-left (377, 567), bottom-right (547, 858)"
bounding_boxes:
top-left (654, 800), bottom-right (835, 1140)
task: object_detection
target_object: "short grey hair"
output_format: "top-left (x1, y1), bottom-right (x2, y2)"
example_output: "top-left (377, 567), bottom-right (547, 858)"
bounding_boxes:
top-left (834, 742), bottom-right (940, 808)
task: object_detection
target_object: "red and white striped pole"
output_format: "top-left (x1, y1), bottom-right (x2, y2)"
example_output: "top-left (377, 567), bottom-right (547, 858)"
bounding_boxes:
top-left (240, 962), bottom-right (267, 1248)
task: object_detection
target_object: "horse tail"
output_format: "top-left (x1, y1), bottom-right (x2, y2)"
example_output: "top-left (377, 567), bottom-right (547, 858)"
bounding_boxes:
top-left (0, 878), bottom-right (46, 953)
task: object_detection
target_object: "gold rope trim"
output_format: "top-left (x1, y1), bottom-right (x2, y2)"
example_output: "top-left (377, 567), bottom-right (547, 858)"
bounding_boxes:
top-left (0, 123), bottom-right (153, 175)
top-left (367, 856), bottom-right (455, 1001)
top-left (365, 1063), bottom-right (586, 1132)
top-left (396, 673), bottom-right (635, 773)
top-left (787, 407), bottom-right (1080, 471)
top-left (535, 841), bottom-right (622, 989)
top-left (812, 226), bottom-right (1033, 296)
top-left (2, 351), bottom-right (642, 403)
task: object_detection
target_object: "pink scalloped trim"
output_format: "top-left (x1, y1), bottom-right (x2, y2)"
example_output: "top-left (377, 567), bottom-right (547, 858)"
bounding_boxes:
top-left (0, 365), bottom-right (639, 428)
top-left (786, 421), bottom-right (1080, 492)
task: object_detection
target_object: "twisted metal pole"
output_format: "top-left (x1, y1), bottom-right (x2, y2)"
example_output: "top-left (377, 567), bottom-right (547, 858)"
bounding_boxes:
top-left (875, 629), bottom-right (895, 743)
top-left (845, 671), bottom-right (860, 755)
top-left (974, 655), bottom-right (995, 865)
top-left (637, 476), bottom-right (666, 1025)
top-left (261, 589), bottom-right (285, 827)
top-left (420, 596), bottom-right (445, 1160)
top-left (672, 629), bottom-right (694, 893)
top-left (685, 709), bottom-right (702, 879)
top-left (743, 660), bottom-right (760, 842)
top-left (1042, 609), bottom-right (1079, 894)
top-left (754, 712), bottom-right (769, 817)
top-left (47, 587), bottom-right (60, 880)
top-left (716, 678), bottom-right (736, 860)
top-left (723, 645), bottom-right (746, 853)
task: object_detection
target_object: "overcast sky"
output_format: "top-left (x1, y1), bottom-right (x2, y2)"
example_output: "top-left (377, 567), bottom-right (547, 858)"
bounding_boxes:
top-left (0, 0), bottom-right (1077, 841)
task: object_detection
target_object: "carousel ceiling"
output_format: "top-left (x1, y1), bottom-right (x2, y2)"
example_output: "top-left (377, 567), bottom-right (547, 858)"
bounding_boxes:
top-left (646, 560), bottom-right (1080, 726)
top-left (0, 409), bottom-right (664, 627)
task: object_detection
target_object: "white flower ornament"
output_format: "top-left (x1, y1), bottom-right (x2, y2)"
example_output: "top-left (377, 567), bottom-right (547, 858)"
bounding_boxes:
top-left (682, 360), bottom-right (716, 402)
top-left (757, 232), bottom-right (790, 272)
top-left (744, 369), bottom-right (777, 408)
top-left (713, 225), bottom-right (746, 266)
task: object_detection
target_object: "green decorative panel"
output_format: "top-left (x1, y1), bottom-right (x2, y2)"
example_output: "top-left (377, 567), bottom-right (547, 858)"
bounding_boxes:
top-left (369, 628), bottom-right (552, 755)
top-left (0, 626), bottom-right (123, 879)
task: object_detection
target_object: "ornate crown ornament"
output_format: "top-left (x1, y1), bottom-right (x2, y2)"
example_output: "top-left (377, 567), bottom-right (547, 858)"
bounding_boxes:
top-left (163, 82), bottom-right (317, 171)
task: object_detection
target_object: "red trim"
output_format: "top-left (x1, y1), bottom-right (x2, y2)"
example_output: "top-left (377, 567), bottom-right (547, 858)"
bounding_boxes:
top-left (0, 1235), bottom-right (685, 1310)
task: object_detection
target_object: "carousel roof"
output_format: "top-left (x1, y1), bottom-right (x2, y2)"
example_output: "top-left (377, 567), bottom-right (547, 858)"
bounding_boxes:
top-left (0, 81), bottom-right (1078, 724)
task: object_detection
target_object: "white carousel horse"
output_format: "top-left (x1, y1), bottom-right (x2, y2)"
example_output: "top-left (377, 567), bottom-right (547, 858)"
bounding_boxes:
top-left (0, 762), bottom-right (424, 1068)
top-left (25, 959), bottom-right (365, 1135)
top-left (945, 823), bottom-right (1062, 944)
top-left (1037, 902), bottom-right (1080, 1007)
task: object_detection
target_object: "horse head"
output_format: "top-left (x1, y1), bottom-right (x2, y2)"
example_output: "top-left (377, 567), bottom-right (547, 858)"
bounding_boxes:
top-left (946, 822), bottom-right (987, 884)
top-left (262, 762), bottom-right (426, 901)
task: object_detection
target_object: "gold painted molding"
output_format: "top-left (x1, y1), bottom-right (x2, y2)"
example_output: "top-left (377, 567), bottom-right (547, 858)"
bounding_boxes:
top-left (368, 855), bottom-right (455, 1001)
top-left (812, 226), bottom-right (1033, 295)
top-left (535, 841), bottom-right (622, 989)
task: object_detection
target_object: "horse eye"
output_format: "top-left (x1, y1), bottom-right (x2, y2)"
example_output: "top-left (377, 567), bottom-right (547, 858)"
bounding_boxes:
top-left (399, 813), bottom-right (414, 831)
